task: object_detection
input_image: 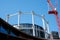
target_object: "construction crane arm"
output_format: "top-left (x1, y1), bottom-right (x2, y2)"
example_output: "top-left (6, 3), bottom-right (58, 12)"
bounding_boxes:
top-left (47, 0), bottom-right (60, 34)
top-left (47, 0), bottom-right (55, 10)
top-left (47, 0), bottom-right (58, 15)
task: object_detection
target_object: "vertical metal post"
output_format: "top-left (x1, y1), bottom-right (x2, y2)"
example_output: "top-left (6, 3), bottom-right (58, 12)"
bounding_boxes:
top-left (18, 11), bottom-right (21, 29)
top-left (42, 15), bottom-right (46, 38)
top-left (6, 14), bottom-right (9, 22)
top-left (42, 15), bottom-right (45, 30)
top-left (32, 11), bottom-right (35, 36)
top-left (47, 21), bottom-right (50, 34)
top-left (45, 21), bottom-right (50, 39)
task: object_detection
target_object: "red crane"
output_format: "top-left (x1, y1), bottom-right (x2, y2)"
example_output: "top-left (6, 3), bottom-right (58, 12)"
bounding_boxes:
top-left (47, 0), bottom-right (60, 34)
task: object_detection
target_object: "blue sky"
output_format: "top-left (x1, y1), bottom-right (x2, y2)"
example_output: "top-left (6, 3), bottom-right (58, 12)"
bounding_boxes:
top-left (0, 0), bottom-right (60, 32)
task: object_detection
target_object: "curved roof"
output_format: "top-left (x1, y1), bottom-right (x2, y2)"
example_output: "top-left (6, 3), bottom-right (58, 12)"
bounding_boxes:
top-left (13, 23), bottom-right (44, 30)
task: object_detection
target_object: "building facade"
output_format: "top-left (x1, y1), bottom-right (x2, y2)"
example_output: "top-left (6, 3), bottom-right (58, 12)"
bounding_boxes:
top-left (51, 31), bottom-right (59, 39)
top-left (13, 23), bottom-right (45, 38)
top-left (0, 18), bottom-right (46, 40)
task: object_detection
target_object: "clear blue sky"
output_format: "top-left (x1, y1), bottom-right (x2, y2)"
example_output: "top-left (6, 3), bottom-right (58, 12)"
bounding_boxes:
top-left (0, 0), bottom-right (60, 32)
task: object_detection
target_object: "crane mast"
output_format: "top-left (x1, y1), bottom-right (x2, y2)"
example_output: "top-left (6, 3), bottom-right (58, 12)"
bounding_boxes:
top-left (47, 0), bottom-right (60, 34)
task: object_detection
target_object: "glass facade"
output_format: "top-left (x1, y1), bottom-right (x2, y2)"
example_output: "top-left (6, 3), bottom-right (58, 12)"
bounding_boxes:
top-left (0, 25), bottom-right (16, 36)
top-left (13, 23), bottom-right (45, 38)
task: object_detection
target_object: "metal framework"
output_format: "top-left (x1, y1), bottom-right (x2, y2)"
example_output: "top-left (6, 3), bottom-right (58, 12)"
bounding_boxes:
top-left (6, 11), bottom-right (49, 38)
